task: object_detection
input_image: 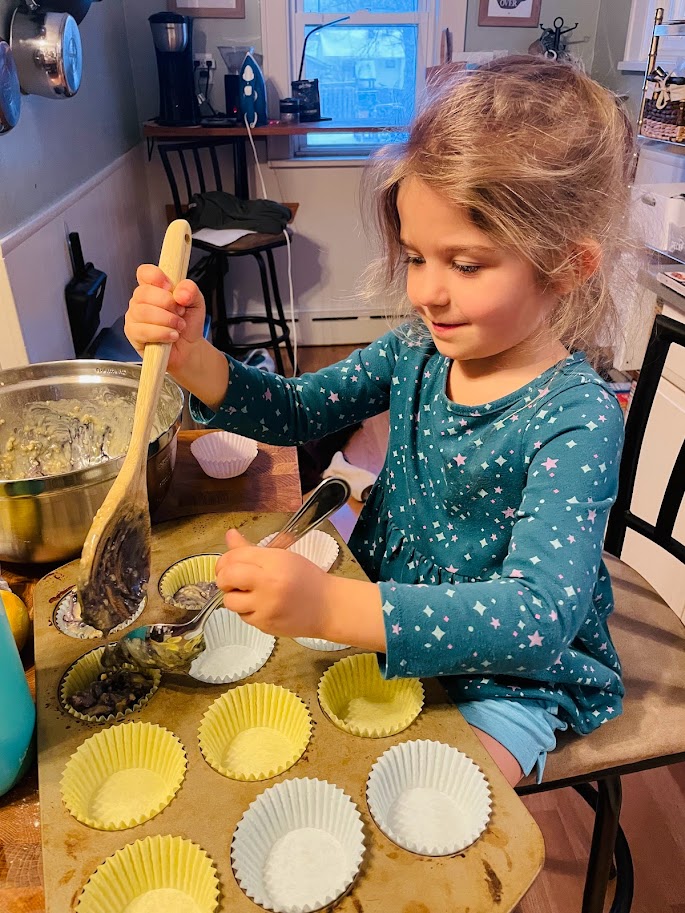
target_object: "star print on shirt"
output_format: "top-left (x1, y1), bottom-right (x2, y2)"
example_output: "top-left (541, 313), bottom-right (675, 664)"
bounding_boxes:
top-left (190, 329), bottom-right (625, 738)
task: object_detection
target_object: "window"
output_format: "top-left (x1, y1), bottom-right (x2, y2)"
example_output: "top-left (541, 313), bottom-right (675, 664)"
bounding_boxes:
top-left (623, 0), bottom-right (685, 70)
top-left (262, 1), bottom-right (463, 159)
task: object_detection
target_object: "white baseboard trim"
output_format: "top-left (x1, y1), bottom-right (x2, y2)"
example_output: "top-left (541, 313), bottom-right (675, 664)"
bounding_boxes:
top-left (227, 307), bottom-right (393, 347)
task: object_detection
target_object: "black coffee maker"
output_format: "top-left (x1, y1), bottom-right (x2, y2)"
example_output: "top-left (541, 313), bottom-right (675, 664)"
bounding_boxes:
top-left (149, 11), bottom-right (199, 126)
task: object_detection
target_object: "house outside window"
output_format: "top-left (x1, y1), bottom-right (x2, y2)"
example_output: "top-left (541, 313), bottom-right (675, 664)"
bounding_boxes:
top-left (262, 1), bottom-right (463, 159)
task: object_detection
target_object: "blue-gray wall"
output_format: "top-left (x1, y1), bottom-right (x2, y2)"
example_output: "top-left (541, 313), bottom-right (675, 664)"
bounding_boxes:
top-left (0, 0), bottom-right (140, 236)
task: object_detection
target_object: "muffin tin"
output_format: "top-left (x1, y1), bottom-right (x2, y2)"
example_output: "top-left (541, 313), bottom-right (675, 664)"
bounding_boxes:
top-left (33, 511), bottom-right (544, 913)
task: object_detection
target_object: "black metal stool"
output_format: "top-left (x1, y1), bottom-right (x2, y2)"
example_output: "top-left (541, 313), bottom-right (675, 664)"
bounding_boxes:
top-left (157, 139), bottom-right (295, 375)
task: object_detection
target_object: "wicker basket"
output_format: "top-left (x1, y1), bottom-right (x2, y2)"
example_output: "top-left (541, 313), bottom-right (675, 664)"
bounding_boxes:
top-left (642, 93), bottom-right (685, 143)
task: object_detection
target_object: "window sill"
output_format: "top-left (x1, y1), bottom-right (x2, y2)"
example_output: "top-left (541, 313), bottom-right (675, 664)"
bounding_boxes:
top-left (618, 60), bottom-right (646, 72)
top-left (268, 156), bottom-right (370, 169)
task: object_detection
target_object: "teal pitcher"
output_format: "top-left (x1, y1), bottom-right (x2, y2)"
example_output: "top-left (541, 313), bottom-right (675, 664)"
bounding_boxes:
top-left (0, 597), bottom-right (35, 796)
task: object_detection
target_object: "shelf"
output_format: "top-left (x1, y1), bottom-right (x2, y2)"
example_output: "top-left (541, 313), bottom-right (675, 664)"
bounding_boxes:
top-left (637, 134), bottom-right (685, 150)
top-left (645, 244), bottom-right (685, 267)
top-left (654, 21), bottom-right (685, 37)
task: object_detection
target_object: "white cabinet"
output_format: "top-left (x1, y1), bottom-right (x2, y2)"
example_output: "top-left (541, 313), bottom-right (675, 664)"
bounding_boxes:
top-left (621, 374), bottom-right (685, 621)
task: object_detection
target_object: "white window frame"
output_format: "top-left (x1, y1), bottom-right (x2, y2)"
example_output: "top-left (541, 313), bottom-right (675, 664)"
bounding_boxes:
top-left (261, 0), bottom-right (466, 164)
top-left (621, 0), bottom-right (685, 71)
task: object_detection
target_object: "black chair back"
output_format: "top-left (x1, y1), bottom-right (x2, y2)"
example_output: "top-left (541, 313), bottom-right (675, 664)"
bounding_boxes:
top-left (604, 313), bottom-right (685, 562)
top-left (157, 139), bottom-right (235, 219)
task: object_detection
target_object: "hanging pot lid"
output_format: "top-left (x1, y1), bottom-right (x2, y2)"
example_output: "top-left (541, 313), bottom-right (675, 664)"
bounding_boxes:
top-left (0, 41), bottom-right (21, 134)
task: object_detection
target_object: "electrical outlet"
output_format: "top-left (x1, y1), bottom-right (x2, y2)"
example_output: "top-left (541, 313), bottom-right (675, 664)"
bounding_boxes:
top-left (194, 53), bottom-right (216, 85)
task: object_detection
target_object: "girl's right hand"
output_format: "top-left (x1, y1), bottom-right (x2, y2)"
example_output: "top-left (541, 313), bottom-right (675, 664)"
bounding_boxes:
top-left (125, 265), bottom-right (207, 373)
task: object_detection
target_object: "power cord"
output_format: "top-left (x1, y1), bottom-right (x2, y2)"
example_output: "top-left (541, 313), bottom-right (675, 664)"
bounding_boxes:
top-left (194, 61), bottom-right (218, 116)
top-left (243, 113), bottom-right (298, 376)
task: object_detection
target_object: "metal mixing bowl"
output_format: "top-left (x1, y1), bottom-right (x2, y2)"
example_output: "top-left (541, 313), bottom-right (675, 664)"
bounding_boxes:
top-left (0, 360), bottom-right (184, 564)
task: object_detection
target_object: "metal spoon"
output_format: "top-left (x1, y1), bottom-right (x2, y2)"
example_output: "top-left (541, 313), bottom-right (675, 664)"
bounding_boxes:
top-left (110, 477), bottom-right (351, 673)
top-left (77, 220), bottom-right (192, 634)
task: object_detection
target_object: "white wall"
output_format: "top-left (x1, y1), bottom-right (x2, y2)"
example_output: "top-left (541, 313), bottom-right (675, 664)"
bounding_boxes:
top-left (0, 0), bottom-right (145, 369)
top-left (0, 147), bottom-right (156, 369)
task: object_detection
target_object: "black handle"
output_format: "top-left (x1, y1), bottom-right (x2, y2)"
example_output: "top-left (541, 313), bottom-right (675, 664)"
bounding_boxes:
top-left (68, 231), bottom-right (86, 277)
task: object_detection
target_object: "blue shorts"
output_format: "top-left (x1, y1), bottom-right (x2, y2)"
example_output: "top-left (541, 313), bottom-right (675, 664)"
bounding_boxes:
top-left (458, 698), bottom-right (567, 783)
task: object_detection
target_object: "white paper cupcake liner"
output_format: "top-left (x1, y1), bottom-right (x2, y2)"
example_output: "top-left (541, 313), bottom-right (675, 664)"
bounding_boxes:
top-left (232, 777), bottom-right (365, 913)
top-left (190, 431), bottom-right (258, 479)
top-left (294, 638), bottom-right (349, 652)
top-left (258, 530), bottom-right (339, 572)
top-left (366, 740), bottom-right (492, 856)
top-left (54, 587), bottom-right (146, 640)
top-left (190, 608), bottom-right (276, 684)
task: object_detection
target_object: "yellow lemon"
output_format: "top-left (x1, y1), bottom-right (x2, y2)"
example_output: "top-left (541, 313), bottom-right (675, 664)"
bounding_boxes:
top-left (1, 589), bottom-right (31, 653)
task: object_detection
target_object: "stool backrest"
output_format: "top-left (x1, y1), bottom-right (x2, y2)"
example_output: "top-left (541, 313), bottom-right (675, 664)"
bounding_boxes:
top-left (604, 313), bottom-right (685, 564)
top-left (157, 139), bottom-right (235, 219)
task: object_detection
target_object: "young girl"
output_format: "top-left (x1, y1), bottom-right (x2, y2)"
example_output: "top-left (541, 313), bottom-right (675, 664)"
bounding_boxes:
top-left (125, 56), bottom-right (631, 787)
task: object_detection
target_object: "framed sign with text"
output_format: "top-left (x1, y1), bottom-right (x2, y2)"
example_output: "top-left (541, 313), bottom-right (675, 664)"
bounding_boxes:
top-left (478, 0), bottom-right (541, 28)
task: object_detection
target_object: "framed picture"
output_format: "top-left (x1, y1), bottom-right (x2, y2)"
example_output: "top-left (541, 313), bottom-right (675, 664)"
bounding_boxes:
top-left (478, 0), bottom-right (541, 28)
top-left (168, 0), bottom-right (245, 18)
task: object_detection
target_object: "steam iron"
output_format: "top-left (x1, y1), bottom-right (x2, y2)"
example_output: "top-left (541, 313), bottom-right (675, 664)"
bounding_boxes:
top-left (239, 49), bottom-right (267, 127)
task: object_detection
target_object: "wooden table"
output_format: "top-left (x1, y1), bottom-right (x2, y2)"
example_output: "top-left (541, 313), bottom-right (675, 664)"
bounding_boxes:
top-left (0, 431), bottom-right (301, 913)
top-left (1, 430), bottom-right (545, 912)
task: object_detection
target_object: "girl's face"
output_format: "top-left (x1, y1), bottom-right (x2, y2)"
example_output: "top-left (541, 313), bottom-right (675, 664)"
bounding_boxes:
top-left (397, 177), bottom-right (557, 367)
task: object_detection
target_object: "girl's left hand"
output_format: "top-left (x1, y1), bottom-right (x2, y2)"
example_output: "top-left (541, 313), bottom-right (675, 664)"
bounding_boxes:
top-left (215, 529), bottom-right (332, 638)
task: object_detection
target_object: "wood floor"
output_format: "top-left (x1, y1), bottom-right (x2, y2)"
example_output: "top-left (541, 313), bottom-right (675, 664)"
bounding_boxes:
top-left (293, 343), bottom-right (685, 913)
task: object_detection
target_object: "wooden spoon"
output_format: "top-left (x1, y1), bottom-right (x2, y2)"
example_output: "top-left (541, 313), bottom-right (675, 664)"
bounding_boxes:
top-left (77, 219), bottom-right (192, 634)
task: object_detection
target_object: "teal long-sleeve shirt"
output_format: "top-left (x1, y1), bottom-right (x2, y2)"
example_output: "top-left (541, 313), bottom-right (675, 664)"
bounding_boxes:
top-left (190, 329), bottom-right (625, 735)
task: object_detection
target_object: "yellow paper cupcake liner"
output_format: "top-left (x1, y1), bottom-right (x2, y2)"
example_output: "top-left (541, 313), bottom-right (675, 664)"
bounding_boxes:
top-left (318, 653), bottom-right (424, 738)
top-left (158, 554), bottom-right (222, 609)
top-left (59, 646), bottom-right (161, 724)
top-left (198, 682), bottom-right (312, 781)
top-left (60, 722), bottom-right (187, 831)
top-left (75, 834), bottom-right (219, 913)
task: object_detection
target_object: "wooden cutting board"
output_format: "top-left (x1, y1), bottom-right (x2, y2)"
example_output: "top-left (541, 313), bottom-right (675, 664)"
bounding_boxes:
top-left (33, 511), bottom-right (544, 912)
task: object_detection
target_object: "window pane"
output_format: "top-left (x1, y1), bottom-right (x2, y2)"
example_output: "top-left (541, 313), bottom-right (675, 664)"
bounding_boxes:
top-left (302, 25), bottom-right (417, 129)
top-left (303, 1), bottom-right (418, 12)
top-left (305, 130), bottom-right (409, 149)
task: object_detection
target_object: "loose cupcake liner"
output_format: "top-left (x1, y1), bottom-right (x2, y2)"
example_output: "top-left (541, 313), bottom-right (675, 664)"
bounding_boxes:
top-left (75, 834), bottom-right (220, 913)
top-left (231, 777), bottom-right (365, 913)
top-left (60, 722), bottom-right (187, 831)
top-left (198, 682), bottom-right (312, 781)
top-left (190, 608), bottom-right (275, 685)
top-left (158, 554), bottom-right (222, 609)
top-left (258, 530), bottom-right (340, 572)
top-left (190, 430), bottom-right (258, 479)
top-left (294, 637), bottom-right (349, 652)
top-left (59, 646), bottom-right (161, 724)
top-left (53, 587), bottom-right (146, 640)
top-left (366, 740), bottom-right (492, 856)
top-left (318, 653), bottom-right (424, 739)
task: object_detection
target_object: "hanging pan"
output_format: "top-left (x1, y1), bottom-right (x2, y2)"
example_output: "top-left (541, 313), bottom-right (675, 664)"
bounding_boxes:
top-left (0, 41), bottom-right (21, 134)
top-left (24, 0), bottom-right (101, 26)
top-left (10, 6), bottom-right (83, 98)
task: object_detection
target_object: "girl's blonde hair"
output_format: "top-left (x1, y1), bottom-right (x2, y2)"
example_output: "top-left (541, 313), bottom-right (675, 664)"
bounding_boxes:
top-left (364, 55), bottom-right (635, 362)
